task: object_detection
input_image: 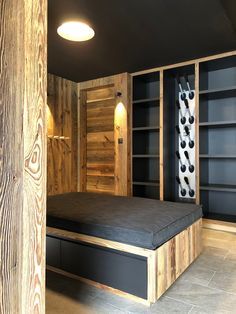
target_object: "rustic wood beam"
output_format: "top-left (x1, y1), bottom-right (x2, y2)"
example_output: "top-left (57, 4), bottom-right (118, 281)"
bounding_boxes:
top-left (0, 0), bottom-right (47, 313)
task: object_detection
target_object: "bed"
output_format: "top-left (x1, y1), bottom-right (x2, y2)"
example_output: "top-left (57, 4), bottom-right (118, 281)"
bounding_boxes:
top-left (46, 192), bottom-right (202, 305)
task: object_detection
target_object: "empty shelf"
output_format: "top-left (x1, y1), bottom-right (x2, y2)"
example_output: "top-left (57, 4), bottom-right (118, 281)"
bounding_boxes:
top-left (132, 126), bottom-right (160, 131)
top-left (133, 154), bottom-right (159, 158)
top-left (200, 184), bottom-right (236, 193)
top-left (199, 121), bottom-right (236, 128)
top-left (199, 86), bottom-right (236, 99)
top-left (133, 97), bottom-right (160, 104)
top-left (200, 154), bottom-right (236, 159)
top-left (133, 181), bottom-right (160, 187)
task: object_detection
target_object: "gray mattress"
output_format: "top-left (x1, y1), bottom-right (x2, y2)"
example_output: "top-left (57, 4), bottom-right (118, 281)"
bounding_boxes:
top-left (47, 192), bottom-right (202, 250)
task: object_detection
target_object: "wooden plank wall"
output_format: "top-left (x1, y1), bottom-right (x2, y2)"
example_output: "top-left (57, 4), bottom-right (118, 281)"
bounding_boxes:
top-left (86, 86), bottom-right (116, 194)
top-left (79, 73), bottom-right (131, 196)
top-left (0, 0), bottom-right (47, 313)
top-left (47, 74), bottom-right (78, 195)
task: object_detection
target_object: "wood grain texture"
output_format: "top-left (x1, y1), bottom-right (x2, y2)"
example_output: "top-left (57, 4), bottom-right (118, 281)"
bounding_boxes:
top-left (0, 0), bottom-right (47, 313)
top-left (78, 88), bottom-right (87, 192)
top-left (78, 73), bottom-right (131, 195)
top-left (203, 219), bottom-right (236, 234)
top-left (156, 219), bottom-right (202, 299)
top-left (86, 86), bottom-right (115, 194)
top-left (114, 73), bottom-right (132, 196)
top-left (47, 226), bottom-right (151, 257)
top-left (159, 70), bottom-right (164, 200)
top-left (47, 74), bottom-right (78, 195)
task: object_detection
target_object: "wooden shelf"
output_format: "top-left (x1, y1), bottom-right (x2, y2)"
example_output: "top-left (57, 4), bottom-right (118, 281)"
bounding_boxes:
top-left (200, 184), bottom-right (236, 193)
top-left (133, 180), bottom-right (159, 187)
top-left (199, 121), bottom-right (236, 128)
top-left (132, 126), bottom-right (160, 131)
top-left (199, 86), bottom-right (236, 99)
top-left (200, 154), bottom-right (236, 159)
top-left (133, 97), bottom-right (160, 104)
top-left (133, 154), bottom-right (159, 158)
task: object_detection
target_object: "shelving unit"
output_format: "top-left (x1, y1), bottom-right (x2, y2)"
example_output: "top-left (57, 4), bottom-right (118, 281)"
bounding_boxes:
top-left (130, 51), bottom-right (236, 225)
top-left (199, 55), bottom-right (236, 221)
top-left (132, 72), bottom-right (160, 199)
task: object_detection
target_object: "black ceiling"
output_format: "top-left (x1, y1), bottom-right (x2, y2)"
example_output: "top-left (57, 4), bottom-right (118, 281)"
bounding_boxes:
top-left (48, 0), bottom-right (236, 82)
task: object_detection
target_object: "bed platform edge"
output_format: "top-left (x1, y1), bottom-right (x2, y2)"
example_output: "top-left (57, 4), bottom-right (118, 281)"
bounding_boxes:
top-left (46, 218), bottom-right (202, 305)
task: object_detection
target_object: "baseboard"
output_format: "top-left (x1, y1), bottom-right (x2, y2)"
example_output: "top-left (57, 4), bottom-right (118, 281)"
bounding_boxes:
top-left (203, 219), bottom-right (236, 234)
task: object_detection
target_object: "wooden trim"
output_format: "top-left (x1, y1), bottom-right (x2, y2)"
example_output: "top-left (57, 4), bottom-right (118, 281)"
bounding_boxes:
top-left (47, 226), bottom-right (151, 257)
top-left (203, 219), bottom-right (236, 234)
top-left (47, 219), bottom-right (202, 304)
top-left (130, 76), bottom-right (134, 195)
top-left (80, 75), bottom-right (115, 90)
top-left (156, 219), bottom-right (202, 299)
top-left (159, 70), bottom-right (164, 200)
top-left (78, 89), bottom-right (87, 191)
top-left (132, 50), bottom-right (236, 76)
top-left (147, 251), bottom-right (157, 303)
top-left (114, 73), bottom-right (132, 196)
top-left (77, 83), bottom-right (81, 191)
top-left (195, 62), bottom-right (200, 205)
top-left (47, 265), bottom-right (151, 306)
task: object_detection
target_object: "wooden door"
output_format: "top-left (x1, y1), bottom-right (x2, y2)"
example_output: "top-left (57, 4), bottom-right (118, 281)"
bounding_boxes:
top-left (79, 74), bottom-right (131, 196)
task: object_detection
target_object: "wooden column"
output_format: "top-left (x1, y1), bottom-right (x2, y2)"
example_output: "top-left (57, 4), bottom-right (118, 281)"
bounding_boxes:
top-left (114, 73), bottom-right (132, 196)
top-left (159, 70), bottom-right (164, 201)
top-left (0, 0), bottom-right (47, 313)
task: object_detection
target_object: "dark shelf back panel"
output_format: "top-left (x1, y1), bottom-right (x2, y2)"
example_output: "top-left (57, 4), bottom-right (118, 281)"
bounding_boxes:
top-left (133, 72), bottom-right (160, 101)
top-left (133, 185), bottom-right (160, 200)
top-left (133, 101), bottom-right (159, 128)
top-left (133, 158), bottom-right (159, 183)
top-left (200, 56), bottom-right (236, 91)
top-left (132, 72), bottom-right (160, 199)
top-left (200, 159), bottom-right (236, 186)
top-left (200, 128), bottom-right (236, 155)
top-left (133, 130), bottom-right (159, 155)
top-left (200, 97), bottom-right (236, 124)
top-left (199, 55), bottom-right (236, 222)
top-left (201, 190), bottom-right (236, 217)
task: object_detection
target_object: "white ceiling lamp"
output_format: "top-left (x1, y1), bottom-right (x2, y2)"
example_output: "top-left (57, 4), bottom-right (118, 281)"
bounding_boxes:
top-left (57, 21), bottom-right (95, 42)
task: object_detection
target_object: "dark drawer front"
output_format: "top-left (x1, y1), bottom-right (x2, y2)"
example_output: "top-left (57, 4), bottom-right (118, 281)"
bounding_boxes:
top-left (61, 239), bottom-right (148, 299)
top-left (46, 236), bottom-right (61, 268)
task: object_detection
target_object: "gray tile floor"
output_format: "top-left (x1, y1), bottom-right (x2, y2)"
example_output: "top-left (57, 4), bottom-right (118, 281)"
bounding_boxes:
top-left (46, 244), bottom-right (236, 314)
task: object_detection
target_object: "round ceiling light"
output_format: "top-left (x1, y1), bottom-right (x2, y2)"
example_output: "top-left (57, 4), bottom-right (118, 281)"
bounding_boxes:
top-left (57, 21), bottom-right (95, 42)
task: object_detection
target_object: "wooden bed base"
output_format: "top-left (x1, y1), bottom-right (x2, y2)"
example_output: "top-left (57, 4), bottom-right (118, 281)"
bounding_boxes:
top-left (46, 219), bottom-right (202, 305)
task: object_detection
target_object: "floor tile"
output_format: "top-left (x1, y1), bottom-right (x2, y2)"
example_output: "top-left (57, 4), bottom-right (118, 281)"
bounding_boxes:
top-left (166, 279), bottom-right (236, 313)
top-left (208, 272), bottom-right (236, 294)
top-left (190, 305), bottom-right (231, 314)
top-left (178, 263), bottom-right (215, 286)
top-left (126, 296), bottom-right (193, 314)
